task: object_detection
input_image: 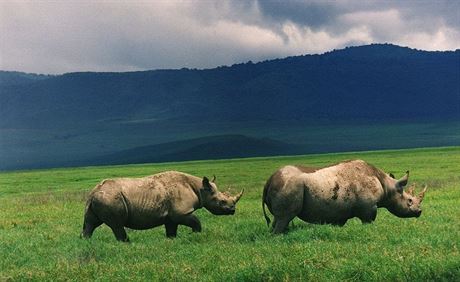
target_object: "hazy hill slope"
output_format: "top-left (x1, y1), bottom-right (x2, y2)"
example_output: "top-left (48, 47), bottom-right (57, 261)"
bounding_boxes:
top-left (1, 44), bottom-right (459, 129)
top-left (1, 44), bottom-right (459, 170)
top-left (0, 71), bottom-right (53, 87)
top-left (86, 134), bottom-right (301, 166)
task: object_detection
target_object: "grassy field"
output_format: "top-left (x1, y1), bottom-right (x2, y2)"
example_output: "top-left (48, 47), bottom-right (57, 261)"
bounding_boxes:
top-left (0, 147), bottom-right (459, 280)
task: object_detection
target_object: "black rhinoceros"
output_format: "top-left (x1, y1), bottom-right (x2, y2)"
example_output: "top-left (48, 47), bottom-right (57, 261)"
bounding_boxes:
top-left (81, 171), bottom-right (243, 241)
top-left (262, 160), bottom-right (427, 234)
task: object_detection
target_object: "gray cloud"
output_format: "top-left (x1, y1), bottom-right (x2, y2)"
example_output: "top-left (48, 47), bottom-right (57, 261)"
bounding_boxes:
top-left (0, 0), bottom-right (458, 74)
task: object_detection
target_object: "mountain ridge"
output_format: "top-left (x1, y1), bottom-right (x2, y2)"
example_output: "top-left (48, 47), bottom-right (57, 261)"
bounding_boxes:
top-left (3, 43), bottom-right (458, 75)
top-left (1, 44), bottom-right (459, 170)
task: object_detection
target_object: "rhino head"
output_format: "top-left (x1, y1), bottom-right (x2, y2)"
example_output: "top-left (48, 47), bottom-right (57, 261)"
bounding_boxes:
top-left (200, 176), bottom-right (244, 215)
top-left (385, 171), bottom-right (427, 218)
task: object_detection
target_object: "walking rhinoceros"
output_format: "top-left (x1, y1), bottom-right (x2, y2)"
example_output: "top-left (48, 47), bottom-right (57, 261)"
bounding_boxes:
top-left (81, 171), bottom-right (243, 241)
top-left (262, 160), bottom-right (427, 234)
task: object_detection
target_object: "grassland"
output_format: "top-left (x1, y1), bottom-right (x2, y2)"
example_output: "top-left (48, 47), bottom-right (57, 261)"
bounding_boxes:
top-left (1, 147), bottom-right (459, 280)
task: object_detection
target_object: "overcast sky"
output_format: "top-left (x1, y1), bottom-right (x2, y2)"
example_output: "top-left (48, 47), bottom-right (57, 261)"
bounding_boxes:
top-left (1, 0), bottom-right (459, 74)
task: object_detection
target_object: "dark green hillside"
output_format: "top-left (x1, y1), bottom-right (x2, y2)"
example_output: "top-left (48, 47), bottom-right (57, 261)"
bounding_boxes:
top-left (0, 71), bottom-right (53, 87)
top-left (88, 135), bottom-right (302, 166)
top-left (2, 44), bottom-right (459, 128)
top-left (1, 44), bottom-right (459, 170)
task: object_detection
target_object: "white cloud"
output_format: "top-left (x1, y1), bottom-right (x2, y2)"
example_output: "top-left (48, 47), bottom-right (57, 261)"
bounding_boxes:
top-left (400, 26), bottom-right (460, 51)
top-left (0, 0), bottom-right (458, 74)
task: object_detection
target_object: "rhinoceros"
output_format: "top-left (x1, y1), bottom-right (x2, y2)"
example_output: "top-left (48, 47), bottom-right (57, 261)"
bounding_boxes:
top-left (262, 160), bottom-right (427, 234)
top-left (81, 171), bottom-right (243, 241)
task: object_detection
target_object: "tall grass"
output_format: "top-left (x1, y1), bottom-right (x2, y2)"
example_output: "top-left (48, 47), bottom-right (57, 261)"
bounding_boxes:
top-left (1, 147), bottom-right (459, 280)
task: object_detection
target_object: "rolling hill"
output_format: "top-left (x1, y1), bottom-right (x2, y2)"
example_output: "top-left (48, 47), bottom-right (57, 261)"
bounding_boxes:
top-left (1, 44), bottom-right (459, 170)
top-left (84, 134), bottom-right (302, 166)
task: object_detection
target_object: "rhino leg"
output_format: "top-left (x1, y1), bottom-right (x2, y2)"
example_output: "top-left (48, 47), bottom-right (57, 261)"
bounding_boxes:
top-left (269, 185), bottom-right (303, 234)
top-left (174, 214), bottom-right (202, 233)
top-left (81, 200), bottom-right (103, 239)
top-left (165, 220), bottom-right (178, 238)
top-left (357, 206), bottom-right (377, 224)
top-left (81, 209), bottom-right (102, 239)
top-left (110, 226), bottom-right (129, 242)
top-left (90, 191), bottom-right (129, 241)
top-left (272, 216), bottom-right (295, 234)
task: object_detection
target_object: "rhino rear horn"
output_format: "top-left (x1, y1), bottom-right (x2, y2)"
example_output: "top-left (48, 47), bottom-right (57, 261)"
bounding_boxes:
top-left (234, 189), bottom-right (244, 203)
top-left (406, 184), bottom-right (416, 195)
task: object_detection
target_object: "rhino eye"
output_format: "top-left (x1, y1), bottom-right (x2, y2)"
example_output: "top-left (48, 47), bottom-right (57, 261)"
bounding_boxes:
top-left (408, 198), bottom-right (413, 206)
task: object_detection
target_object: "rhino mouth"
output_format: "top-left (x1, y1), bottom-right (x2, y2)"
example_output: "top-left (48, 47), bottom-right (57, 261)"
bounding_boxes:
top-left (209, 208), bottom-right (235, 215)
top-left (223, 208), bottom-right (236, 215)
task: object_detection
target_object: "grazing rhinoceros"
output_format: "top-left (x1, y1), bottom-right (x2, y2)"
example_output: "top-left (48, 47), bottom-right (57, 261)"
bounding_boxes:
top-left (81, 171), bottom-right (243, 241)
top-left (262, 160), bottom-right (427, 234)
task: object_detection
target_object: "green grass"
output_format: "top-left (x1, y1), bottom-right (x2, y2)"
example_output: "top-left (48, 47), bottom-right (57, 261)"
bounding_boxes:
top-left (1, 147), bottom-right (459, 280)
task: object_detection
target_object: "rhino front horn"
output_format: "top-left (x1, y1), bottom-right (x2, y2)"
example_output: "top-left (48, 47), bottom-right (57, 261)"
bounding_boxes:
top-left (234, 189), bottom-right (244, 203)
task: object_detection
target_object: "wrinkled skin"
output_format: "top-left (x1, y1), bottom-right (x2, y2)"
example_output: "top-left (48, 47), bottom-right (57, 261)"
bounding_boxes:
top-left (262, 160), bottom-right (427, 234)
top-left (81, 171), bottom-right (243, 241)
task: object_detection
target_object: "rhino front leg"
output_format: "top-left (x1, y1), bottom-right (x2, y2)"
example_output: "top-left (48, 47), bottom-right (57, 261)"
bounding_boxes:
top-left (357, 206), bottom-right (377, 224)
top-left (110, 226), bottom-right (129, 242)
top-left (175, 214), bottom-right (202, 233)
top-left (165, 220), bottom-right (178, 238)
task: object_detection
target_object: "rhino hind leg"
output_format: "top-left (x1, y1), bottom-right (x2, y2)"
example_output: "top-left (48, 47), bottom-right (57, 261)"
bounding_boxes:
top-left (272, 215), bottom-right (295, 234)
top-left (81, 204), bottom-right (103, 239)
top-left (81, 220), bottom-right (102, 239)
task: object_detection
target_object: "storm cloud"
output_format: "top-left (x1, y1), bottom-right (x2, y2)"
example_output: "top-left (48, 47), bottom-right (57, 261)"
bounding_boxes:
top-left (1, 0), bottom-right (459, 74)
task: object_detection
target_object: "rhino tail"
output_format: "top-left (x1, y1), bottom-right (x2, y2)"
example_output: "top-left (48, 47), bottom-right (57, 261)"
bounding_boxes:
top-left (262, 178), bottom-right (271, 228)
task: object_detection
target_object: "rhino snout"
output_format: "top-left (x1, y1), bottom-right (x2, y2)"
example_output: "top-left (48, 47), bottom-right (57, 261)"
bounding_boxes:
top-left (224, 205), bottom-right (236, 215)
top-left (221, 205), bottom-right (235, 215)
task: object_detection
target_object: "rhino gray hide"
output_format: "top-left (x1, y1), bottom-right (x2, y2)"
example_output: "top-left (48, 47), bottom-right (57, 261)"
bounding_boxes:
top-left (81, 171), bottom-right (243, 241)
top-left (262, 160), bottom-right (427, 234)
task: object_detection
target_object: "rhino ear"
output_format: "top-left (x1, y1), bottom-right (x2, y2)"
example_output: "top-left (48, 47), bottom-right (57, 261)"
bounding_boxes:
top-left (395, 171), bottom-right (409, 194)
top-left (202, 177), bottom-right (213, 192)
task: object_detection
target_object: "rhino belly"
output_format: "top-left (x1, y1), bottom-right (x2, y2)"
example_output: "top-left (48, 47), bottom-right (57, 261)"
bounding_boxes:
top-left (124, 205), bottom-right (169, 230)
top-left (298, 198), bottom-right (353, 224)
